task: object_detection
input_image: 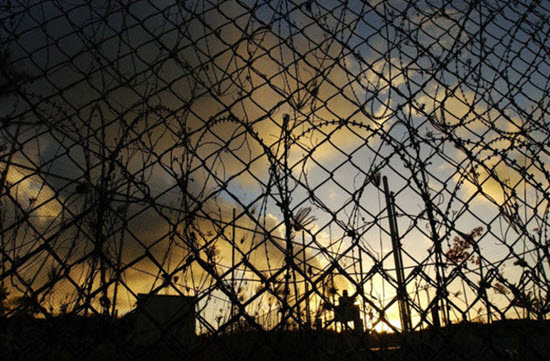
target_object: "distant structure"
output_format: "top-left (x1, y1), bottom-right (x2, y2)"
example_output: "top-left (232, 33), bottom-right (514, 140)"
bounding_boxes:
top-left (335, 290), bottom-right (364, 332)
top-left (132, 294), bottom-right (196, 345)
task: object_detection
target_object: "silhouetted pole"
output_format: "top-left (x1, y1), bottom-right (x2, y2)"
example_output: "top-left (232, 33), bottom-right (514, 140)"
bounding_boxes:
top-left (358, 245), bottom-right (366, 331)
top-left (232, 208), bottom-right (236, 332)
top-left (302, 231), bottom-right (311, 328)
top-left (383, 176), bottom-right (411, 332)
top-left (293, 253), bottom-right (301, 328)
top-left (281, 114), bottom-right (293, 330)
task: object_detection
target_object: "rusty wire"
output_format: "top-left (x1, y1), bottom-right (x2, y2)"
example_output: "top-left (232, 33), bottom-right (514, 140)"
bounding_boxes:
top-left (1, 0), bottom-right (550, 360)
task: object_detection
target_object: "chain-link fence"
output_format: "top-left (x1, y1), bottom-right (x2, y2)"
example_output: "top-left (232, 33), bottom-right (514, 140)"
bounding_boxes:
top-left (1, 0), bottom-right (550, 360)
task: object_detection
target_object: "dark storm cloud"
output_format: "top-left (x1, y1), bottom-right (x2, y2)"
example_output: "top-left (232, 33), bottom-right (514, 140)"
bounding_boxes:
top-left (1, 0), bottom-right (370, 313)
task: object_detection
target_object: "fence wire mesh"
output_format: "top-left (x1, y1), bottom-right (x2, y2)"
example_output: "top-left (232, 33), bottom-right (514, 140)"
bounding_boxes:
top-left (1, 0), bottom-right (550, 360)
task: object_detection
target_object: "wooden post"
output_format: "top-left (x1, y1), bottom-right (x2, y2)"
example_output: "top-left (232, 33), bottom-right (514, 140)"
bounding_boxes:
top-left (231, 208), bottom-right (236, 332)
top-left (302, 231), bottom-right (311, 328)
top-left (358, 245), bottom-right (366, 331)
top-left (293, 251), bottom-right (301, 329)
top-left (383, 176), bottom-right (411, 332)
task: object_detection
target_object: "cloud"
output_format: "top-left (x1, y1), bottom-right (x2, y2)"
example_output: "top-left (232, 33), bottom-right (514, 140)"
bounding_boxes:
top-left (3, 164), bottom-right (64, 229)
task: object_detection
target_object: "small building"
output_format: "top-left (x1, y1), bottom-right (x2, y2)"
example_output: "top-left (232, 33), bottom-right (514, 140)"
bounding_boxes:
top-left (132, 294), bottom-right (196, 345)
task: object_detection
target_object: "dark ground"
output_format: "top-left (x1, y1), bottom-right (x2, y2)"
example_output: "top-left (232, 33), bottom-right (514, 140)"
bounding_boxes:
top-left (1, 316), bottom-right (549, 361)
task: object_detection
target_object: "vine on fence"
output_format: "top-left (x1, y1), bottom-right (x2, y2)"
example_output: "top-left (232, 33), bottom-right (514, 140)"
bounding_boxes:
top-left (1, 0), bottom-right (550, 359)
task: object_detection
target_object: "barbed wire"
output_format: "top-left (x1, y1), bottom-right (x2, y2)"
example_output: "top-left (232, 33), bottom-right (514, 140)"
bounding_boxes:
top-left (1, 0), bottom-right (550, 360)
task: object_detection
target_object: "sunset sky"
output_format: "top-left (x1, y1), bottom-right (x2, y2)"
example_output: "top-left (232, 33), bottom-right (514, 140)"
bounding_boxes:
top-left (1, 0), bottom-right (549, 332)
